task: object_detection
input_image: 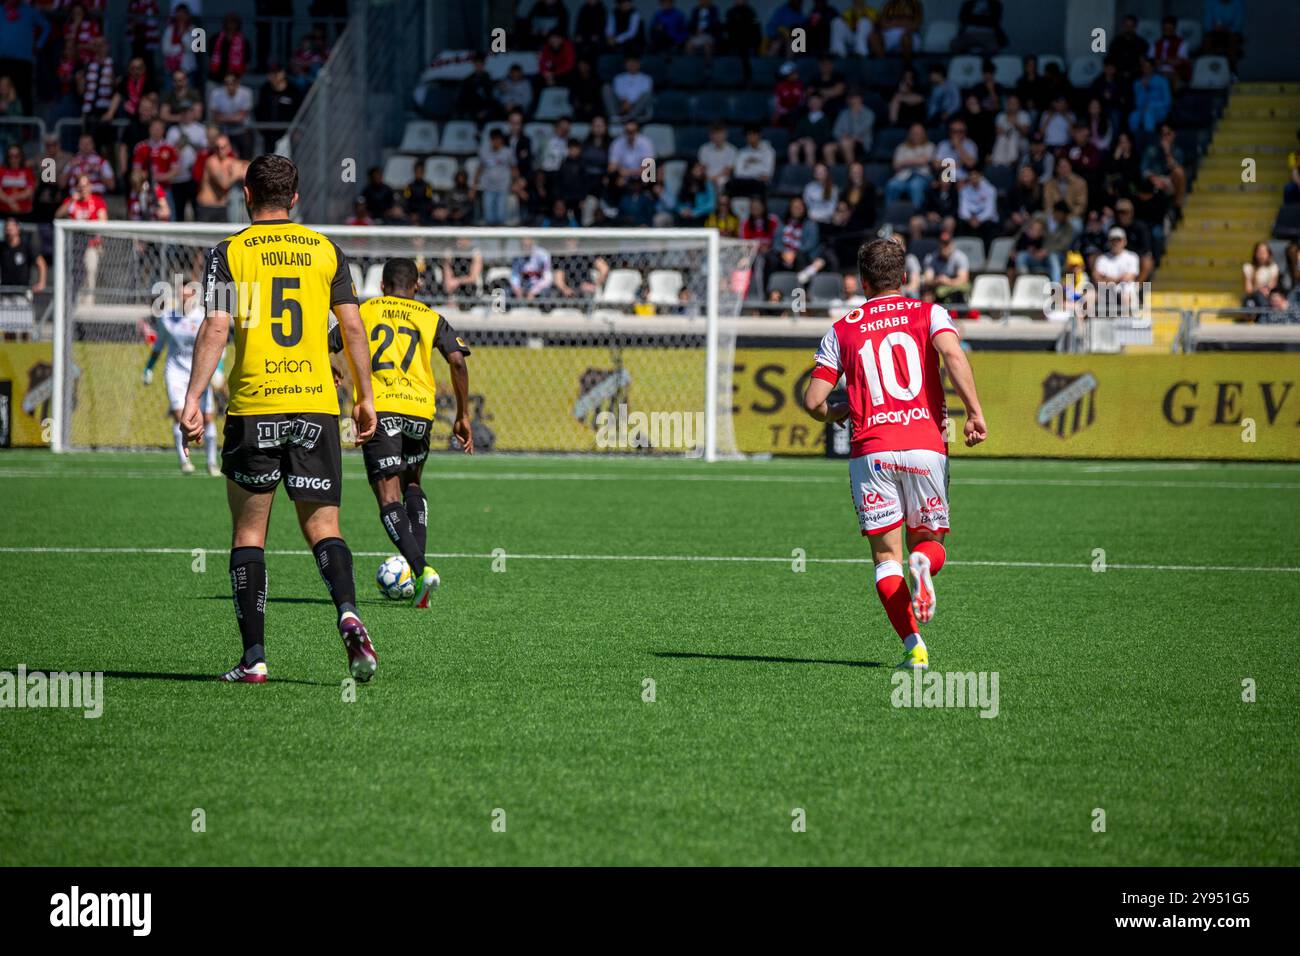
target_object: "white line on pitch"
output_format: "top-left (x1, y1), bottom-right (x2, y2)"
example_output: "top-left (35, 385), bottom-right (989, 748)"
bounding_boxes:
top-left (0, 545), bottom-right (1296, 573)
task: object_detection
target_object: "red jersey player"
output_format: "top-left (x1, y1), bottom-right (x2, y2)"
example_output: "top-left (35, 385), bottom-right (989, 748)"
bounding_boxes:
top-left (803, 237), bottom-right (988, 670)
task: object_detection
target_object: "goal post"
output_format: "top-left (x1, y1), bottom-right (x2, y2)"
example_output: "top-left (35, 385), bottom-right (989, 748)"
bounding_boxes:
top-left (50, 221), bottom-right (757, 461)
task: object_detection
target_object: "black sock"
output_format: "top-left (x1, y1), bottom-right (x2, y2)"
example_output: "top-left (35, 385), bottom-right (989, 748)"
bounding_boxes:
top-left (380, 501), bottom-right (426, 573)
top-left (312, 537), bottom-right (358, 619)
top-left (229, 546), bottom-right (266, 666)
top-left (404, 484), bottom-right (428, 556)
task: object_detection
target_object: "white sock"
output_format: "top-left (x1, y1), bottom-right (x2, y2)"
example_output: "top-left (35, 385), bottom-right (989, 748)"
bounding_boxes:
top-left (204, 421), bottom-right (218, 468)
top-left (172, 422), bottom-right (186, 463)
top-left (903, 633), bottom-right (926, 652)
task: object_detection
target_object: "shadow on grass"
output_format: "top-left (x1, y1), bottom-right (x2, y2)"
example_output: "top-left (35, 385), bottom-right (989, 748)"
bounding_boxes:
top-left (2, 666), bottom-right (329, 688)
top-left (653, 651), bottom-right (884, 668)
top-left (200, 595), bottom-right (386, 607)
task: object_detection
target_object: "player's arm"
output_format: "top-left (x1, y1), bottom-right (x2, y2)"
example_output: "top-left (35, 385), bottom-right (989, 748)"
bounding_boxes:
top-left (181, 245), bottom-right (233, 441)
top-left (802, 325), bottom-right (850, 423)
top-left (435, 319), bottom-right (474, 453)
top-left (327, 241), bottom-right (375, 443)
top-left (932, 330), bottom-right (987, 447)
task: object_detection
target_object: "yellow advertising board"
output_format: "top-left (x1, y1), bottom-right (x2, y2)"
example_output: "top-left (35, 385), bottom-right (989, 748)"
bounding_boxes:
top-left (0, 341), bottom-right (54, 447)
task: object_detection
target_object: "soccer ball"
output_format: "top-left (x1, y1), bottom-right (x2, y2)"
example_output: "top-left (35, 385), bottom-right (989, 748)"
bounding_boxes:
top-left (376, 555), bottom-right (414, 600)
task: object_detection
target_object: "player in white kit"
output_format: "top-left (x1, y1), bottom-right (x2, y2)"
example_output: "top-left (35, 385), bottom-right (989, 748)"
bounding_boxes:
top-left (802, 237), bottom-right (988, 670)
top-left (143, 282), bottom-right (220, 474)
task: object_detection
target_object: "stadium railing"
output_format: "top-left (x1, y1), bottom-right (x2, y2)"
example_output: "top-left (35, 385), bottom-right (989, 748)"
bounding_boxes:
top-left (1181, 308), bottom-right (1300, 351)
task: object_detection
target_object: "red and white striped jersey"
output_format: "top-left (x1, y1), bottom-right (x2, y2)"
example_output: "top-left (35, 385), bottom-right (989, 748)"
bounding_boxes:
top-left (812, 293), bottom-right (959, 457)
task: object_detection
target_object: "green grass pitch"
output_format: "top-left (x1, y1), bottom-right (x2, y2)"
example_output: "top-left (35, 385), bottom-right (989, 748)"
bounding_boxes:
top-left (0, 451), bottom-right (1296, 866)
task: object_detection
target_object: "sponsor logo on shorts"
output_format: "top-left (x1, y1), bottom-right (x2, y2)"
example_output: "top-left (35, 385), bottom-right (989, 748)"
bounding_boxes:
top-left (286, 475), bottom-right (333, 491)
top-left (233, 469), bottom-right (280, 486)
top-left (256, 418), bottom-right (323, 449)
top-left (867, 407), bottom-right (932, 428)
top-left (404, 450), bottom-right (428, 466)
top-left (379, 415), bottom-right (403, 437)
top-left (402, 418), bottom-right (429, 440)
top-left (376, 455), bottom-right (402, 470)
top-left (872, 460), bottom-right (932, 477)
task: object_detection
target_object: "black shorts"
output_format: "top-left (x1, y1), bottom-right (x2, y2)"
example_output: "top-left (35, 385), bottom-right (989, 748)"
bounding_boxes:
top-left (362, 413), bottom-right (432, 482)
top-left (222, 412), bottom-right (343, 504)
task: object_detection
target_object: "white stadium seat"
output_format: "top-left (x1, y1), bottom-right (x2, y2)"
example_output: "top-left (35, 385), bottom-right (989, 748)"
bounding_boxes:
top-left (1068, 57), bottom-right (1102, 89)
top-left (361, 263), bottom-right (384, 300)
top-left (439, 121), bottom-right (480, 156)
top-left (1011, 274), bottom-right (1051, 310)
top-left (381, 154), bottom-right (417, 189)
top-left (1136, 19), bottom-right (1160, 46)
top-left (647, 270), bottom-right (684, 307)
top-left (954, 236), bottom-right (986, 272)
top-left (947, 55), bottom-right (983, 90)
top-left (660, 159), bottom-right (687, 198)
top-left (986, 236), bottom-right (1016, 273)
top-left (398, 120), bottom-right (439, 155)
top-left (992, 55), bottom-right (1023, 88)
top-left (1038, 54), bottom-right (1065, 76)
top-left (642, 123), bottom-right (676, 159)
top-left (349, 263), bottom-right (363, 293)
top-left (1191, 55), bottom-right (1231, 89)
top-left (426, 156), bottom-right (458, 191)
top-left (970, 274), bottom-right (1011, 310)
top-left (535, 86), bottom-right (573, 121)
top-left (1176, 18), bottom-right (1202, 51)
top-left (486, 52), bottom-right (538, 79)
top-left (921, 20), bottom-right (956, 53)
top-left (524, 122), bottom-right (554, 158)
top-left (598, 269), bottom-right (643, 305)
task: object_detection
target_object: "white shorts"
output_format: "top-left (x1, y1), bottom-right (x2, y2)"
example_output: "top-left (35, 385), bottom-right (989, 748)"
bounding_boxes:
top-left (165, 364), bottom-right (210, 413)
top-left (848, 449), bottom-right (950, 537)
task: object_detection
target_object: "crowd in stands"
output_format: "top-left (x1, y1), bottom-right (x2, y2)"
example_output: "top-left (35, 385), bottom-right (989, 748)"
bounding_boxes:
top-left (386, 0), bottom-right (1295, 318)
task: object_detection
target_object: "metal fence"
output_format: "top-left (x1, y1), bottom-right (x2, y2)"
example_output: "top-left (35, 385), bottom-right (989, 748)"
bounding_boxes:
top-left (283, 0), bottom-right (429, 224)
top-left (1181, 307), bottom-right (1300, 351)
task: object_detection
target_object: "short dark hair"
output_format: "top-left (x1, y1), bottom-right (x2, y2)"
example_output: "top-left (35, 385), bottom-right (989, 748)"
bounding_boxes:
top-left (244, 154), bottom-right (298, 212)
top-left (382, 257), bottom-right (420, 295)
top-left (858, 237), bottom-right (906, 293)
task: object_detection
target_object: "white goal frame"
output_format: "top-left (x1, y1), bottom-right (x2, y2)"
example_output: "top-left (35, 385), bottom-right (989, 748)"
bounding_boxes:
top-left (51, 221), bottom-right (726, 460)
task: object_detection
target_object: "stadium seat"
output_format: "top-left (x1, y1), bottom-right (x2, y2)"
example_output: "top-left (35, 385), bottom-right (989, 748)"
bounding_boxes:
top-left (762, 126), bottom-right (791, 155)
top-left (948, 55), bottom-right (983, 89)
top-left (729, 91), bottom-right (771, 125)
top-left (426, 156), bottom-right (458, 191)
top-left (639, 55), bottom-right (669, 86)
top-left (657, 91), bottom-right (693, 124)
top-left (1176, 18), bottom-right (1203, 50)
top-left (882, 199), bottom-right (914, 225)
top-left (985, 236), bottom-right (1015, 273)
top-left (730, 196), bottom-right (751, 220)
top-left (673, 125), bottom-right (711, 158)
top-left (484, 266), bottom-right (512, 294)
top-left (599, 269), bottom-right (643, 305)
top-left (647, 270), bottom-right (684, 306)
top-left (809, 272), bottom-right (842, 304)
top-left (969, 274), bottom-right (1011, 310)
top-left (766, 271), bottom-right (800, 300)
top-left (661, 159), bottom-right (687, 198)
top-left (524, 122), bottom-right (554, 157)
top-left (1068, 57), bottom-right (1102, 88)
top-left (749, 57), bottom-right (781, 87)
top-left (643, 124), bottom-right (677, 158)
top-left (663, 56), bottom-right (705, 88)
top-left (1038, 54), bottom-right (1065, 75)
top-left (569, 121), bottom-right (590, 142)
top-left (921, 20), bottom-right (957, 53)
top-left (349, 263), bottom-right (363, 293)
top-left (954, 237), bottom-right (986, 272)
top-left (361, 263), bottom-right (384, 299)
top-left (597, 54), bottom-right (624, 82)
top-left (439, 120), bottom-right (479, 156)
top-left (871, 127), bottom-right (906, 162)
top-left (1011, 274), bottom-right (1051, 310)
top-left (909, 237), bottom-right (939, 262)
top-left (983, 163), bottom-right (1014, 195)
top-left (488, 52), bottom-right (537, 79)
top-left (990, 55), bottom-right (1022, 88)
top-left (1136, 19), bottom-right (1160, 46)
top-left (534, 86), bottom-right (572, 121)
top-left (709, 56), bottom-right (744, 88)
top-left (462, 156), bottom-right (479, 183)
top-left (864, 161), bottom-right (892, 188)
top-left (382, 154), bottom-right (417, 189)
top-left (398, 120), bottom-right (439, 155)
top-left (767, 196), bottom-right (790, 219)
top-left (482, 120), bottom-right (508, 142)
top-left (863, 59), bottom-right (904, 90)
top-left (690, 90), bottom-right (728, 118)
top-left (775, 164), bottom-right (812, 197)
top-left (828, 164), bottom-right (849, 191)
top-left (1190, 56), bottom-right (1231, 90)
top-left (415, 84), bottom-right (455, 119)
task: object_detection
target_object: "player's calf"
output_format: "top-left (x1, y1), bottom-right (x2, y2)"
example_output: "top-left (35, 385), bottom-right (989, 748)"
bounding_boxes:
top-left (221, 546), bottom-right (267, 682)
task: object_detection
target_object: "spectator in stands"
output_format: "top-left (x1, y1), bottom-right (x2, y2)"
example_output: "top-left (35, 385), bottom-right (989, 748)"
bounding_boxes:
top-left (686, 0), bottom-right (724, 56)
top-left (1286, 139), bottom-right (1300, 205)
top-left (1011, 216), bottom-right (1057, 283)
top-left (0, 0), bottom-right (48, 115)
top-left (842, 161), bottom-right (877, 231)
top-left (402, 162), bottom-right (435, 225)
top-left (457, 53), bottom-right (498, 125)
top-left (788, 93), bottom-right (832, 166)
top-left (165, 102), bottom-right (205, 222)
top-left (1061, 250), bottom-right (1094, 317)
top-left (1021, 130), bottom-right (1052, 183)
top-left (360, 165), bottom-right (403, 223)
top-left (505, 108), bottom-right (535, 178)
top-left (1038, 94), bottom-right (1075, 149)
top-left (921, 232), bottom-right (970, 303)
top-left (1043, 155), bottom-right (1086, 230)
top-left (30, 135), bottom-right (65, 240)
top-left (1285, 242), bottom-right (1300, 292)
top-left (131, 118), bottom-right (178, 215)
top-left (1085, 97), bottom-right (1114, 151)
top-left (443, 170), bottom-right (475, 225)
top-left (990, 92), bottom-right (1030, 167)
top-left (1259, 289), bottom-right (1296, 323)
top-left (510, 237), bottom-right (555, 299)
top-left (926, 64), bottom-right (961, 126)
top-left (1004, 163), bottom-right (1042, 235)
top-left (442, 237), bottom-right (483, 296)
top-left (1110, 14), bottom-right (1147, 83)
top-left (1065, 123), bottom-right (1103, 204)
top-left (650, 0), bottom-right (689, 52)
top-left (1140, 122), bottom-right (1186, 212)
top-left (103, 55), bottom-right (154, 136)
top-left (608, 118), bottom-right (655, 180)
top-left (614, 174), bottom-right (658, 225)
top-left (957, 163), bottom-right (999, 247)
top-left (1112, 198), bottom-right (1153, 281)
top-left (541, 197), bottom-right (578, 228)
top-left (1242, 241), bottom-right (1280, 309)
top-left (606, 0), bottom-right (647, 56)
top-left (56, 175), bottom-right (106, 297)
top-left (934, 119), bottom-right (979, 182)
top-left (0, 216), bottom-right (45, 293)
top-left (1042, 199), bottom-right (1076, 264)
top-left (1088, 58), bottom-right (1128, 133)
top-left (539, 30), bottom-right (576, 87)
top-left (802, 162), bottom-right (838, 223)
top-left (568, 59), bottom-right (603, 121)
top-left (574, 0), bottom-right (609, 62)
top-left (289, 27), bottom-right (329, 90)
top-left (828, 88), bottom-right (874, 165)
top-left (920, 176), bottom-right (959, 235)
top-left (1077, 208), bottom-right (1108, 267)
top-left (540, 117), bottom-right (574, 174)
top-left (604, 55), bottom-right (654, 124)
top-left (953, 0), bottom-right (1006, 54)
top-left (525, 0), bottom-right (571, 48)
top-left (899, 239), bottom-right (922, 297)
top-left (162, 4), bottom-right (199, 82)
top-left (254, 64), bottom-right (302, 150)
top-left (873, 0), bottom-right (922, 57)
top-left (209, 73), bottom-right (255, 160)
top-left (127, 167), bottom-right (170, 221)
top-left (675, 161), bottom-right (716, 225)
top-left (498, 64), bottom-right (534, 115)
top-left (0, 75), bottom-right (20, 131)
top-left (830, 1), bottom-right (874, 57)
top-left (765, 195), bottom-right (826, 290)
top-left (958, 93), bottom-right (995, 159)
top-left (698, 122), bottom-right (736, 191)
top-left (887, 66), bottom-right (926, 128)
top-left (885, 122), bottom-right (933, 208)
top-left (81, 37), bottom-right (117, 151)
top-left (729, 124), bottom-right (775, 197)
top-left (764, 0), bottom-right (807, 56)
top-left (0, 146), bottom-right (33, 221)
top-left (705, 193), bottom-right (738, 235)
top-left (1150, 15), bottom-right (1190, 90)
top-left (740, 194), bottom-right (779, 251)
top-left (808, 55), bottom-right (847, 112)
top-left (967, 59), bottom-right (1002, 113)
top-left (476, 129), bottom-right (515, 226)
top-left (66, 132), bottom-right (114, 196)
top-left (556, 138), bottom-right (588, 209)
top-left (160, 70), bottom-right (197, 124)
top-left (1093, 227), bottom-right (1141, 314)
top-left (804, 0), bottom-right (841, 55)
top-left (117, 90), bottom-right (159, 184)
top-left (1129, 58), bottom-right (1171, 135)
top-left (1103, 130), bottom-right (1139, 202)
top-left (772, 60), bottom-right (805, 128)
top-left (724, 0), bottom-right (762, 82)
top-left (345, 197), bottom-right (371, 226)
top-left (1014, 54), bottom-right (1048, 114)
top-left (1201, 0), bottom-right (1244, 74)
top-left (209, 14), bottom-right (248, 83)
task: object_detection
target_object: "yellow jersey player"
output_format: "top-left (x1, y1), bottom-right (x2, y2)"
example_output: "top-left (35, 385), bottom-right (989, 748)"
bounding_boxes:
top-left (357, 258), bottom-right (473, 608)
top-left (180, 154), bottom-right (380, 684)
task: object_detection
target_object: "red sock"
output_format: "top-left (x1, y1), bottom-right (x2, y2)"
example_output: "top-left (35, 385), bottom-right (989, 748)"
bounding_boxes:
top-left (874, 560), bottom-right (918, 642)
top-left (912, 539), bottom-right (946, 575)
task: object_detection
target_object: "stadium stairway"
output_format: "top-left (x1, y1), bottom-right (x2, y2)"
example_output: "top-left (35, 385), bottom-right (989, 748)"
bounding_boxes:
top-left (1147, 81), bottom-right (1300, 350)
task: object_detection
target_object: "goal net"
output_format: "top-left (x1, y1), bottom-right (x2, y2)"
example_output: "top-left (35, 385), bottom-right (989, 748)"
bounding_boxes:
top-left (50, 223), bottom-right (758, 460)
